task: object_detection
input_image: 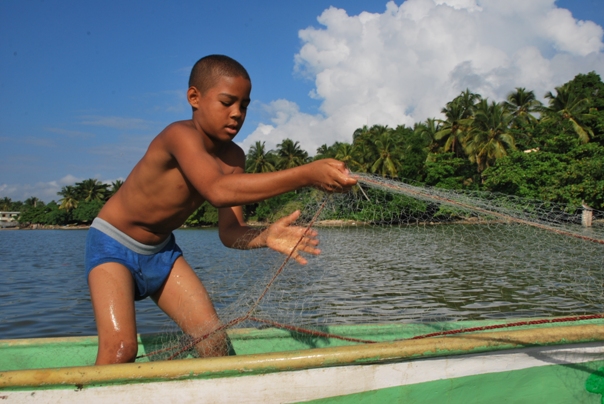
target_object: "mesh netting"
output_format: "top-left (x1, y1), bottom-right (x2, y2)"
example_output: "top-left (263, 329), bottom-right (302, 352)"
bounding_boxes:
top-left (141, 173), bottom-right (604, 360)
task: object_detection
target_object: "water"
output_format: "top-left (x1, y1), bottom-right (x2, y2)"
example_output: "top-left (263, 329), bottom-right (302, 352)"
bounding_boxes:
top-left (1, 225), bottom-right (603, 340)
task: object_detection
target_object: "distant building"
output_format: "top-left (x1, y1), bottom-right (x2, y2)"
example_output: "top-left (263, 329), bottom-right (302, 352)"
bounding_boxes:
top-left (0, 211), bottom-right (20, 228)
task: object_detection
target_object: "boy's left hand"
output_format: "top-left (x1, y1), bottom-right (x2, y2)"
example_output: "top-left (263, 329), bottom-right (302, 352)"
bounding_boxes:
top-left (265, 210), bottom-right (320, 265)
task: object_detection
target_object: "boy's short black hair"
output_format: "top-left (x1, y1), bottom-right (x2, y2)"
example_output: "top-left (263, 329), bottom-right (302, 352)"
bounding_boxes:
top-left (189, 55), bottom-right (250, 94)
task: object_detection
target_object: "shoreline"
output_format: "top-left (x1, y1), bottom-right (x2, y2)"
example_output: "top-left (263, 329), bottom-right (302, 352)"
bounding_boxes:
top-left (1, 224), bottom-right (91, 230)
top-left (4, 217), bottom-right (601, 231)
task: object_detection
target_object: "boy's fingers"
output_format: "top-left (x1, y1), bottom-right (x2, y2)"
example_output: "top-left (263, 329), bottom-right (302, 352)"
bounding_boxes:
top-left (297, 241), bottom-right (319, 253)
top-left (339, 171), bottom-right (357, 186)
top-left (279, 210), bottom-right (301, 226)
top-left (304, 246), bottom-right (321, 255)
top-left (305, 228), bottom-right (318, 238)
top-left (293, 253), bottom-right (307, 265)
top-left (331, 160), bottom-right (357, 185)
top-left (345, 175), bottom-right (358, 186)
top-left (303, 237), bottom-right (319, 247)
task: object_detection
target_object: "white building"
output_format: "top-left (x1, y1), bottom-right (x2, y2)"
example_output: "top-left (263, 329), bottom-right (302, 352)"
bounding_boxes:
top-left (0, 211), bottom-right (20, 228)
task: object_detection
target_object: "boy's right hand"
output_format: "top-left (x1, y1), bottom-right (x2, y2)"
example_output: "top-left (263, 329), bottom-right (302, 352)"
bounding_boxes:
top-left (264, 210), bottom-right (319, 265)
top-left (306, 159), bottom-right (357, 192)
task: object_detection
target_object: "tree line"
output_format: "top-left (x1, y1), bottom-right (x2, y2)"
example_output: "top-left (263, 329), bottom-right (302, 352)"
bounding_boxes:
top-left (3, 71), bottom-right (603, 227)
top-left (0, 179), bottom-right (122, 226)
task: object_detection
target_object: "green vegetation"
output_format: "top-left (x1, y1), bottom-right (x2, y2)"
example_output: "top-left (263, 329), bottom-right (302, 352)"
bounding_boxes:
top-left (3, 72), bottom-right (603, 227)
top-left (2, 179), bottom-right (119, 227)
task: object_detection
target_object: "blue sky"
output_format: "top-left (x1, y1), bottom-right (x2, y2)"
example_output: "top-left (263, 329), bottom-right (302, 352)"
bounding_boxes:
top-left (1, 0), bottom-right (603, 202)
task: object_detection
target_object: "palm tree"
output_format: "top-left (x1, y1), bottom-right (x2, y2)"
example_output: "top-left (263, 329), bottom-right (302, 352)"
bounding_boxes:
top-left (414, 118), bottom-right (441, 154)
top-left (0, 197), bottom-right (12, 211)
top-left (369, 128), bottom-right (402, 177)
top-left (503, 87), bottom-right (542, 128)
top-left (75, 179), bottom-right (109, 202)
top-left (435, 102), bottom-right (469, 157)
top-left (352, 125), bottom-right (403, 174)
top-left (352, 125), bottom-right (402, 177)
top-left (350, 126), bottom-right (372, 172)
top-left (456, 89), bottom-right (482, 114)
top-left (24, 197), bottom-right (41, 208)
top-left (246, 141), bottom-right (276, 173)
top-left (315, 143), bottom-right (338, 160)
top-left (333, 142), bottom-right (359, 170)
top-left (352, 125), bottom-right (371, 143)
top-left (351, 125), bottom-right (378, 172)
top-left (58, 185), bottom-right (79, 211)
top-left (465, 101), bottom-right (516, 173)
top-left (109, 180), bottom-right (124, 197)
top-left (435, 90), bottom-right (480, 157)
top-left (541, 85), bottom-right (595, 143)
top-left (275, 139), bottom-right (309, 170)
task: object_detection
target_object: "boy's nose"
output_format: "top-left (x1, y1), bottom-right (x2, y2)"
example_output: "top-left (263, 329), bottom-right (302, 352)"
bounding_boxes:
top-left (230, 108), bottom-right (243, 120)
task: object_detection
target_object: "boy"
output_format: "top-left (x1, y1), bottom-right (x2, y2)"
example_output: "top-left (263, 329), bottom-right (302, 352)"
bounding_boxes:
top-left (86, 55), bottom-right (356, 365)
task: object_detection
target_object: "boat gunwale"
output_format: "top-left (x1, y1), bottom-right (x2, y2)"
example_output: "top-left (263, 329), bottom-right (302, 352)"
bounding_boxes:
top-left (2, 323), bottom-right (604, 390)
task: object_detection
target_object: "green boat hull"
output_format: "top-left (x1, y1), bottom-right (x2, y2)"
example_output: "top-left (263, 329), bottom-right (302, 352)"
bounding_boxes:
top-left (2, 319), bottom-right (604, 403)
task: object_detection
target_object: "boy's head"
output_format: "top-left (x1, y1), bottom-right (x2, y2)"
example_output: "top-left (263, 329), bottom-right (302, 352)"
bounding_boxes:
top-left (187, 55), bottom-right (251, 141)
top-left (189, 55), bottom-right (250, 95)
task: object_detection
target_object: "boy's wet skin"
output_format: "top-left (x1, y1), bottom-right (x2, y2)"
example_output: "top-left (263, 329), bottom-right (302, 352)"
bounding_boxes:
top-left (86, 55), bottom-right (357, 365)
top-left (98, 75), bottom-right (252, 246)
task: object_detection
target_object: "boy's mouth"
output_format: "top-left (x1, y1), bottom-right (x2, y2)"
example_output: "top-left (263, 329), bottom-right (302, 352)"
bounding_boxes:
top-left (225, 125), bottom-right (238, 135)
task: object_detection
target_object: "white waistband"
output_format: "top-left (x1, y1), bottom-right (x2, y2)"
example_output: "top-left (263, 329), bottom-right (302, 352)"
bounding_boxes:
top-left (90, 218), bottom-right (171, 255)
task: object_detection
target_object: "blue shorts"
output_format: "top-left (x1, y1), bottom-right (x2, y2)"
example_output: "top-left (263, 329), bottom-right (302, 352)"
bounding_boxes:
top-left (85, 218), bottom-right (183, 301)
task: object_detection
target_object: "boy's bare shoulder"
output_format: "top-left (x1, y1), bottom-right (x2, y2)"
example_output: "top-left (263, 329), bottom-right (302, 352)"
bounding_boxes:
top-left (158, 120), bottom-right (199, 142)
top-left (151, 120), bottom-right (208, 158)
top-left (154, 120), bottom-right (245, 170)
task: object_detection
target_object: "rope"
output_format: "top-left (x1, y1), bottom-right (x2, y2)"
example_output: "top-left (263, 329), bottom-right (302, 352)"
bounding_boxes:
top-left (406, 314), bottom-right (604, 340)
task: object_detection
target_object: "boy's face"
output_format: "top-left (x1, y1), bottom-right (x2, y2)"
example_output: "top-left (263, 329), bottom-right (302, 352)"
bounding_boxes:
top-left (188, 75), bottom-right (251, 143)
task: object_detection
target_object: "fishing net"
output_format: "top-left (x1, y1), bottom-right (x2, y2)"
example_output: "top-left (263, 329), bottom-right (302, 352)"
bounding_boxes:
top-left (142, 173), bottom-right (604, 360)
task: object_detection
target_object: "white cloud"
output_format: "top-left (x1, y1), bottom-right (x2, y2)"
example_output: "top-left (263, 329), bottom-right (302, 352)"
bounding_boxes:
top-left (57, 174), bottom-right (81, 186)
top-left (539, 7), bottom-right (604, 56)
top-left (239, 0), bottom-right (604, 155)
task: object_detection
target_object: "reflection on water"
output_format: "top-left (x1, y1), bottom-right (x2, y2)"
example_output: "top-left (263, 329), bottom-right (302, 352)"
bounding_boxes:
top-left (1, 224), bottom-right (603, 339)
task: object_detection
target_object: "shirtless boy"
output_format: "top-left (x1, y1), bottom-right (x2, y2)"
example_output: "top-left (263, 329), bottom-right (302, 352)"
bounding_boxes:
top-left (85, 54), bottom-right (357, 365)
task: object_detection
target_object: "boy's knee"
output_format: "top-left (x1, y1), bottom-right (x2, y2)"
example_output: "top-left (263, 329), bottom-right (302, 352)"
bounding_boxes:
top-left (97, 337), bottom-right (138, 364)
top-left (196, 329), bottom-right (231, 357)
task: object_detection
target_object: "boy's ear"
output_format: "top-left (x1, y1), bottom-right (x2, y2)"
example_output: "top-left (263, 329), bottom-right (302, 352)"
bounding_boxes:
top-left (187, 86), bottom-right (200, 109)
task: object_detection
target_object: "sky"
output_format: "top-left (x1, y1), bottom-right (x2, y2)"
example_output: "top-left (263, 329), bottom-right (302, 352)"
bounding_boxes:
top-left (1, 0), bottom-right (604, 203)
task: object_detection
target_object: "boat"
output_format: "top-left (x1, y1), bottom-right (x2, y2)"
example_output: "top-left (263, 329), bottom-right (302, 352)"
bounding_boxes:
top-left (2, 317), bottom-right (604, 403)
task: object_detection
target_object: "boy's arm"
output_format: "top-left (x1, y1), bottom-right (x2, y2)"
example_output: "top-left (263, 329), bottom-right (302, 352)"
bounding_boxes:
top-left (216, 159), bottom-right (320, 265)
top-left (218, 203), bottom-right (320, 266)
top-left (165, 124), bottom-right (356, 208)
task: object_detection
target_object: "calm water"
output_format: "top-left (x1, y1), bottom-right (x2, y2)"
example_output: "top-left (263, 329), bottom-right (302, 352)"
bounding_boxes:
top-left (1, 225), bottom-right (603, 340)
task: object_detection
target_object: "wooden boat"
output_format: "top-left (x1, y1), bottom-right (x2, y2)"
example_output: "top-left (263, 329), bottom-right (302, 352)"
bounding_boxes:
top-left (3, 317), bottom-right (604, 403)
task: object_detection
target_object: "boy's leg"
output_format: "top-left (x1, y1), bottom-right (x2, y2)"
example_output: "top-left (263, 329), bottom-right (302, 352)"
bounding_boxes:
top-left (151, 256), bottom-right (230, 357)
top-left (88, 263), bottom-right (138, 365)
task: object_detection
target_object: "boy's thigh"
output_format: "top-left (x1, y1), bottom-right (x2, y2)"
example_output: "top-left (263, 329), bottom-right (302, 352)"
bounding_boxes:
top-left (88, 263), bottom-right (137, 338)
top-left (151, 256), bottom-right (220, 334)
